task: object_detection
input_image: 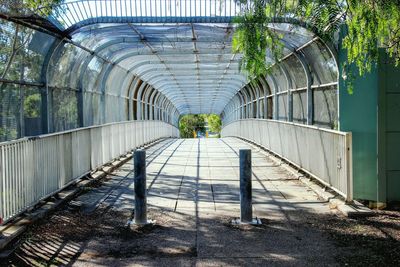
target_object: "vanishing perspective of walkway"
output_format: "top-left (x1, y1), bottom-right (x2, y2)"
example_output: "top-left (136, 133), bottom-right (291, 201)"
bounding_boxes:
top-left (0, 138), bottom-right (342, 265)
top-left (1, 1), bottom-right (400, 266)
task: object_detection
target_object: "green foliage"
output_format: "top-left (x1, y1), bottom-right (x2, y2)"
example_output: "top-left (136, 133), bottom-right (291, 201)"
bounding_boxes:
top-left (179, 114), bottom-right (222, 138)
top-left (0, 0), bottom-right (63, 141)
top-left (24, 93), bottom-right (40, 117)
top-left (24, 0), bottom-right (64, 16)
top-left (343, 0), bottom-right (400, 77)
top-left (0, 127), bottom-right (17, 141)
top-left (233, 0), bottom-right (343, 78)
top-left (179, 114), bottom-right (206, 138)
top-left (0, 0), bottom-right (63, 16)
top-left (233, 0), bottom-right (400, 90)
top-left (233, 0), bottom-right (284, 79)
top-left (207, 114), bottom-right (222, 133)
top-left (53, 91), bottom-right (78, 131)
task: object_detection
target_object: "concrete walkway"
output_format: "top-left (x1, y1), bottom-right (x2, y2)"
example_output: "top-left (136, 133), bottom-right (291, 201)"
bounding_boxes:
top-left (6, 138), bottom-right (339, 266)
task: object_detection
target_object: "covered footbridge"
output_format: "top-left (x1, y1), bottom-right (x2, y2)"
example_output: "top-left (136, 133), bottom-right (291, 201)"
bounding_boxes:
top-left (0, 0), bottom-right (399, 230)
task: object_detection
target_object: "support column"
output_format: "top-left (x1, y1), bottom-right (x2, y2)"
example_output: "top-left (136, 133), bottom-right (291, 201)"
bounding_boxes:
top-left (240, 149), bottom-right (252, 223)
top-left (306, 82), bottom-right (313, 125)
top-left (134, 149), bottom-right (147, 224)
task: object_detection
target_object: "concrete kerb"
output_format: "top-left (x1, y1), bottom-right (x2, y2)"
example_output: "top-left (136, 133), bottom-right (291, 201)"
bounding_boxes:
top-left (0, 137), bottom-right (174, 254)
top-left (230, 136), bottom-right (373, 218)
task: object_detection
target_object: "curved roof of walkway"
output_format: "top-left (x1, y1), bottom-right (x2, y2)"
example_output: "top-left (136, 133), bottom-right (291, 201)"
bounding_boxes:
top-left (5, 0), bottom-right (336, 115)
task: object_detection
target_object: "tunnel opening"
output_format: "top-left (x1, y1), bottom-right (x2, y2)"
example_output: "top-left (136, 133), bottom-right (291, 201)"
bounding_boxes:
top-left (179, 114), bottom-right (221, 138)
top-left (1, 0), bottom-right (399, 235)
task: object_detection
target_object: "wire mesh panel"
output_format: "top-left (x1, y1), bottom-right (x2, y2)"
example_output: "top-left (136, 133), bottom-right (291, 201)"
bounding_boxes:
top-left (0, 120), bottom-right (178, 224)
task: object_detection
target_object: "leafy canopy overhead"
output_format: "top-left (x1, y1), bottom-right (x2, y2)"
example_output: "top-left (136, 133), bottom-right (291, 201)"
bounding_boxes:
top-left (233, 0), bottom-right (400, 82)
top-left (0, 0), bottom-right (63, 16)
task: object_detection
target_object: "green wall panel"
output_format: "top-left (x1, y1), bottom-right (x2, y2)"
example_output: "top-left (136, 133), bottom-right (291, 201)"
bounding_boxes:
top-left (386, 133), bottom-right (400, 171)
top-left (338, 55), bottom-right (379, 200)
top-left (387, 171), bottom-right (400, 201)
top-left (381, 52), bottom-right (400, 202)
top-left (386, 96), bottom-right (400, 132)
top-left (338, 24), bottom-right (400, 202)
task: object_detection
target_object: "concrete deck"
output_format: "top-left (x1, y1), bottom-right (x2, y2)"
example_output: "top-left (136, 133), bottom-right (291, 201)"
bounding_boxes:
top-left (6, 138), bottom-right (339, 266)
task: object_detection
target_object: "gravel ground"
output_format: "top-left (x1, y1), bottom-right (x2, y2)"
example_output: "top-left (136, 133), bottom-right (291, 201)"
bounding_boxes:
top-left (1, 203), bottom-right (399, 266)
top-left (307, 209), bottom-right (400, 266)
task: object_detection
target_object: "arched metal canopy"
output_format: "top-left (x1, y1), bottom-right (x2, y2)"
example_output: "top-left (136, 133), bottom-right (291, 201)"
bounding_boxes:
top-left (5, 0), bottom-right (338, 119)
top-left (59, 20), bottom-right (317, 115)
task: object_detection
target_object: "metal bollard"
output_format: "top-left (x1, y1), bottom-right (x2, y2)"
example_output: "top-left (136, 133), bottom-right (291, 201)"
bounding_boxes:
top-left (134, 149), bottom-right (147, 224)
top-left (240, 149), bottom-right (252, 223)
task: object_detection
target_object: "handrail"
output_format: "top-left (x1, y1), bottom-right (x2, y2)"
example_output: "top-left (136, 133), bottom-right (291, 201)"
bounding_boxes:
top-left (0, 120), bottom-right (178, 146)
top-left (222, 119), bottom-right (353, 202)
top-left (0, 120), bottom-right (179, 224)
top-left (223, 118), bottom-right (349, 136)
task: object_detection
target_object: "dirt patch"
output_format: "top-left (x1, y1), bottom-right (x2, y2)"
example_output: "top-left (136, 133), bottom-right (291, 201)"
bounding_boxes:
top-left (1, 203), bottom-right (197, 266)
top-left (297, 209), bottom-right (400, 266)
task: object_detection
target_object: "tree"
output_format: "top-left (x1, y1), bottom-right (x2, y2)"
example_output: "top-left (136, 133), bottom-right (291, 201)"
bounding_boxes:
top-left (179, 114), bottom-right (206, 138)
top-left (0, 0), bottom-right (63, 16)
top-left (233, 0), bottom-right (400, 88)
top-left (0, 0), bottom-right (63, 140)
top-left (24, 93), bottom-right (40, 117)
top-left (207, 114), bottom-right (222, 134)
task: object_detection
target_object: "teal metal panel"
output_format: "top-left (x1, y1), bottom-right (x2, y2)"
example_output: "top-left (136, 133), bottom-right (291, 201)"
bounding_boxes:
top-left (386, 95), bottom-right (400, 132)
top-left (339, 44), bottom-right (400, 202)
top-left (386, 133), bottom-right (400, 171)
top-left (380, 51), bottom-right (400, 201)
top-left (338, 27), bottom-right (379, 201)
top-left (387, 171), bottom-right (400, 201)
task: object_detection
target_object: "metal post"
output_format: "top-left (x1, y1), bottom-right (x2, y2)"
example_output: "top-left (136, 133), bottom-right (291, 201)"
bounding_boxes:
top-left (134, 149), bottom-right (147, 224)
top-left (240, 149), bottom-right (252, 223)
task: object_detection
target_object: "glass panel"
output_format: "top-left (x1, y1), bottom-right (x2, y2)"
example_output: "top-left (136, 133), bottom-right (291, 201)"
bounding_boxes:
top-left (52, 89), bottom-right (78, 132)
top-left (282, 55), bottom-right (307, 89)
top-left (278, 94), bottom-right (287, 121)
top-left (0, 19), bottom-right (55, 83)
top-left (22, 87), bottom-right (43, 137)
top-left (270, 66), bottom-right (287, 92)
top-left (269, 23), bottom-right (315, 48)
top-left (83, 91), bottom-right (93, 126)
top-left (106, 65), bottom-right (130, 94)
top-left (105, 95), bottom-right (121, 123)
top-left (292, 90), bottom-right (307, 124)
top-left (48, 43), bottom-right (91, 89)
top-left (267, 96), bottom-right (273, 119)
top-left (83, 57), bottom-right (107, 93)
top-left (301, 40), bottom-right (338, 85)
top-left (313, 86), bottom-right (338, 129)
top-left (0, 83), bottom-right (43, 141)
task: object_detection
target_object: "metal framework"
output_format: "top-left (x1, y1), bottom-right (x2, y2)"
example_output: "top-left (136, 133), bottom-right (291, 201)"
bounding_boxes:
top-left (221, 38), bottom-right (339, 129)
top-left (0, 0), bottom-right (349, 225)
top-left (0, 0), bottom-right (339, 142)
top-left (42, 0), bottom-right (244, 31)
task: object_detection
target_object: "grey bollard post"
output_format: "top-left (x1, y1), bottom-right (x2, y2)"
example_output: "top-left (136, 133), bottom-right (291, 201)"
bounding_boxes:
top-left (240, 149), bottom-right (252, 223)
top-left (134, 149), bottom-right (147, 224)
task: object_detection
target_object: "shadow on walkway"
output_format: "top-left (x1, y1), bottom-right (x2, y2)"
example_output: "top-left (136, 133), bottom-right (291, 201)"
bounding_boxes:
top-left (1, 138), bottom-right (399, 266)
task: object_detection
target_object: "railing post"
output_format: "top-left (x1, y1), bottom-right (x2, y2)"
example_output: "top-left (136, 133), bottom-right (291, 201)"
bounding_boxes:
top-left (345, 133), bottom-right (353, 203)
top-left (240, 149), bottom-right (252, 223)
top-left (134, 149), bottom-right (147, 224)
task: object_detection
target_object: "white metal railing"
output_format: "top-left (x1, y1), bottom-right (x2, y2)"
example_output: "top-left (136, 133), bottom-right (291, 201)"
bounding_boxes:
top-left (222, 119), bottom-right (353, 201)
top-left (0, 120), bottom-right (178, 223)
